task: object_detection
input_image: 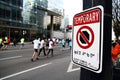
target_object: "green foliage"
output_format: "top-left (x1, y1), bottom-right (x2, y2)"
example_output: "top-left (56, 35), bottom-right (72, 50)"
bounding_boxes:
top-left (112, 0), bottom-right (120, 40)
top-left (113, 21), bottom-right (120, 40)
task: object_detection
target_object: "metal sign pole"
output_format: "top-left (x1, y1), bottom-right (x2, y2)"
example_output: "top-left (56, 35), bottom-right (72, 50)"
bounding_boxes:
top-left (80, 0), bottom-right (112, 80)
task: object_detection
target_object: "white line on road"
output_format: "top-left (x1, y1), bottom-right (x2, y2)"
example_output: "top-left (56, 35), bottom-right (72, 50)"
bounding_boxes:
top-left (0, 62), bottom-right (51, 80)
top-left (67, 61), bottom-right (80, 73)
top-left (0, 56), bottom-right (22, 61)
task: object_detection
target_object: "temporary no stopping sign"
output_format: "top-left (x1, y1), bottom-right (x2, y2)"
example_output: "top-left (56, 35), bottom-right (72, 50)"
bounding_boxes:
top-left (72, 5), bottom-right (104, 73)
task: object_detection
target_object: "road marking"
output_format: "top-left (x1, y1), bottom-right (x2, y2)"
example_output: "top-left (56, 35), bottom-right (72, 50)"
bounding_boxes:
top-left (67, 61), bottom-right (80, 73)
top-left (0, 63), bottom-right (51, 80)
top-left (0, 56), bottom-right (22, 61)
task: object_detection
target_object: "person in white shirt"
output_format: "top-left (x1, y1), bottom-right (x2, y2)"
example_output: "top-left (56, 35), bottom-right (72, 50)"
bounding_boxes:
top-left (38, 38), bottom-right (46, 56)
top-left (31, 38), bottom-right (40, 62)
top-left (47, 39), bottom-right (54, 57)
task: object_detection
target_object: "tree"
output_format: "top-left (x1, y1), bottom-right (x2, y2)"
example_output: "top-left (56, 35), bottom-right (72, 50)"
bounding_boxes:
top-left (112, 0), bottom-right (120, 40)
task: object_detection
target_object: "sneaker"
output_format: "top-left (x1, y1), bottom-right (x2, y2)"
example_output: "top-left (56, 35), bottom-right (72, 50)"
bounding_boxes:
top-left (36, 58), bottom-right (39, 60)
top-left (31, 58), bottom-right (34, 62)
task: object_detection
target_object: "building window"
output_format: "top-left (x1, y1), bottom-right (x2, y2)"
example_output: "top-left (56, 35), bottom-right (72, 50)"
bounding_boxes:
top-left (12, 9), bottom-right (17, 20)
top-left (12, 0), bottom-right (17, 5)
top-left (0, 4), bottom-right (5, 18)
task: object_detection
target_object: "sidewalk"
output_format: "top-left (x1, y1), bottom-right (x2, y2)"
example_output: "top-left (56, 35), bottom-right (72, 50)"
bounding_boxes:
top-left (9, 42), bottom-right (32, 45)
top-left (0, 42), bottom-right (32, 51)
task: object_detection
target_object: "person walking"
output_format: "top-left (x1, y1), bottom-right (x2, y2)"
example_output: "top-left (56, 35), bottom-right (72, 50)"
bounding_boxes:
top-left (1, 36), bottom-right (8, 50)
top-left (69, 39), bottom-right (72, 50)
top-left (20, 37), bottom-right (25, 49)
top-left (0, 37), bottom-right (3, 49)
top-left (13, 38), bottom-right (17, 46)
top-left (111, 41), bottom-right (120, 62)
top-left (61, 38), bottom-right (66, 50)
top-left (31, 38), bottom-right (40, 62)
top-left (47, 39), bottom-right (54, 57)
top-left (38, 38), bottom-right (46, 56)
top-left (45, 38), bottom-right (49, 51)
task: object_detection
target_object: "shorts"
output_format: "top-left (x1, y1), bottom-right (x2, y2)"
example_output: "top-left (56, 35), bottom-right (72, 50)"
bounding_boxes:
top-left (4, 43), bottom-right (8, 45)
top-left (62, 45), bottom-right (65, 47)
top-left (34, 49), bottom-right (38, 52)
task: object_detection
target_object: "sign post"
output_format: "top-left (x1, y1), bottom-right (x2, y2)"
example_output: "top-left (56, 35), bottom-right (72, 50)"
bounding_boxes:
top-left (72, 6), bottom-right (103, 73)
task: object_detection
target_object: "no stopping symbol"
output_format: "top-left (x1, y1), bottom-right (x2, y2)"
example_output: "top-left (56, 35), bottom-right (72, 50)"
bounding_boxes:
top-left (76, 26), bottom-right (94, 49)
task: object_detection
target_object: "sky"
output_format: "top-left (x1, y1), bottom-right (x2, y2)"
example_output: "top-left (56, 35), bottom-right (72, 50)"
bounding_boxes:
top-left (63, 0), bottom-right (115, 40)
top-left (63, 0), bottom-right (83, 25)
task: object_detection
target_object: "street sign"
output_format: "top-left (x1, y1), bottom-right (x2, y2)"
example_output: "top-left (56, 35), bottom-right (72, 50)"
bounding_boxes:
top-left (72, 5), bottom-right (104, 73)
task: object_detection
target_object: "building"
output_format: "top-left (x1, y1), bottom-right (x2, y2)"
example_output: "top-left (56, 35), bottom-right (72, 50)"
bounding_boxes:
top-left (22, 0), bottom-right (48, 40)
top-left (46, 0), bottom-right (64, 38)
top-left (0, 0), bottom-right (63, 41)
top-left (0, 0), bottom-right (24, 41)
top-left (53, 16), bottom-right (63, 24)
top-left (47, 0), bottom-right (64, 24)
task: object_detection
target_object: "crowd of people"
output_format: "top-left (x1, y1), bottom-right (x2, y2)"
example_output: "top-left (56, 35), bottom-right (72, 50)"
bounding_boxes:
top-left (1, 36), bottom-right (120, 66)
top-left (0, 36), bottom-right (72, 62)
top-left (0, 36), bottom-right (25, 50)
top-left (31, 37), bottom-right (72, 62)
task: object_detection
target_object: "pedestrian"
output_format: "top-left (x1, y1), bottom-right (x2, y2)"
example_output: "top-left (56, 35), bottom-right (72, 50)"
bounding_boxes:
top-left (61, 38), bottom-right (66, 49)
top-left (38, 38), bottom-right (46, 56)
top-left (8, 37), bottom-right (11, 45)
top-left (69, 39), bottom-right (72, 50)
top-left (0, 37), bottom-right (3, 49)
top-left (66, 38), bottom-right (69, 46)
top-left (20, 37), bottom-right (25, 49)
top-left (111, 41), bottom-right (120, 62)
top-left (47, 39), bottom-right (54, 57)
top-left (1, 36), bottom-right (8, 50)
top-left (13, 38), bottom-right (17, 46)
top-left (56, 38), bottom-right (59, 44)
top-left (45, 38), bottom-right (49, 51)
top-left (31, 38), bottom-right (40, 62)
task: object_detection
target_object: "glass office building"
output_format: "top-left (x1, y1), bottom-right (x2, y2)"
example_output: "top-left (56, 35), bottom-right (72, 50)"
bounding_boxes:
top-left (0, 0), bottom-right (24, 41)
top-left (22, 0), bottom-right (48, 40)
top-left (0, 0), bottom-right (63, 41)
top-left (0, 0), bottom-right (48, 41)
top-left (47, 0), bottom-right (63, 15)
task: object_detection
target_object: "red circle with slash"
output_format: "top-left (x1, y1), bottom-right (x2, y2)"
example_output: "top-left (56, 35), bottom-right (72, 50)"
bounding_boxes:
top-left (76, 26), bottom-right (94, 49)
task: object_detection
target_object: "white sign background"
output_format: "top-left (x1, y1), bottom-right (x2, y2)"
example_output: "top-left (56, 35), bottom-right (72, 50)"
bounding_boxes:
top-left (72, 5), bottom-right (104, 73)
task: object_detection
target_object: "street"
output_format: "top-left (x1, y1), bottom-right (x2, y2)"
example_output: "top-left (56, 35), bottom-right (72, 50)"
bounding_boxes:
top-left (0, 43), bottom-right (80, 80)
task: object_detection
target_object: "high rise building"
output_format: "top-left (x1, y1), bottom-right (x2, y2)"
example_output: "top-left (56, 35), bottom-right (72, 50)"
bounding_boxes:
top-left (47, 0), bottom-right (64, 26)
top-left (0, 0), bottom-right (23, 41)
top-left (22, 0), bottom-right (48, 39)
top-left (0, 0), bottom-right (64, 41)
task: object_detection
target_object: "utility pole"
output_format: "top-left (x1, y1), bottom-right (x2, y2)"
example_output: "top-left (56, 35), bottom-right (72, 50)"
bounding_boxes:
top-left (80, 0), bottom-right (112, 80)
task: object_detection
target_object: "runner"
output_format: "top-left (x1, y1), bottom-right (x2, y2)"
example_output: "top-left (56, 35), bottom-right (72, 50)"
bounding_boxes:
top-left (0, 37), bottom-right (3, 49)
top-left (31, 38), bottom-right (40, 62)
top-left (69, 39), bottom-right (72, 50)
top-left (1, 36), bottom-right (8, 50)
top-left (38, 38), bottom-right (46, 56)
top-left (47, 39), bottom-right (54, 57)
top-left (20, 37), bottom-right (25, 49)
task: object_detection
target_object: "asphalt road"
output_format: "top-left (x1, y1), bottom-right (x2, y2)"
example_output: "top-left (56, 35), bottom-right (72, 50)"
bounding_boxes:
top-left (0, 43), bottom-right (80, 80)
